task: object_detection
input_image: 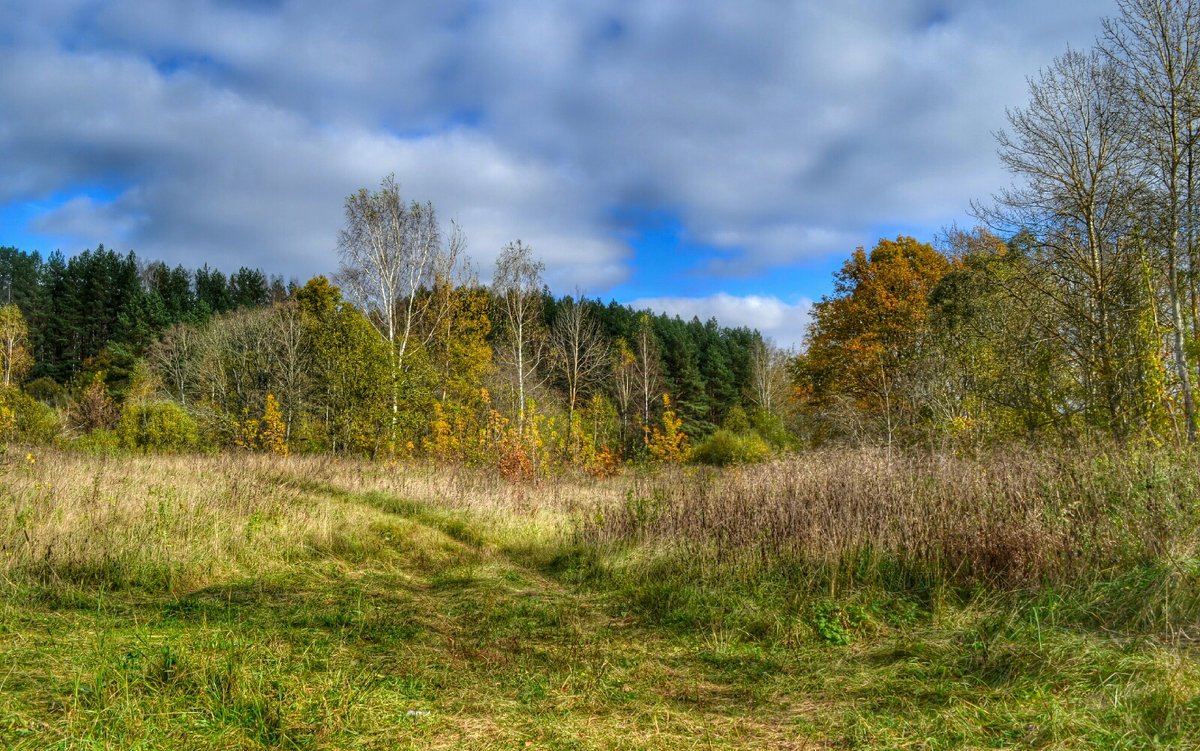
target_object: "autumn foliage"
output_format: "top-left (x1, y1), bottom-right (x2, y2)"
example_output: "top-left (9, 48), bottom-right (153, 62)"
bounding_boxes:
top-left (647, 394), bottom-right (689, 463)
top-left (234, 394), bottom-right (289, 456)
top-left (794, 236), bottom-right (950, 444)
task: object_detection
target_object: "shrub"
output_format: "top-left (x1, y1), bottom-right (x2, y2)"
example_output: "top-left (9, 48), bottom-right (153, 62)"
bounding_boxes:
top-left (232, 394), bottom-right (290, 455)
top-left (749, 410), bottom-right (797, 450)
top-left (117, 401), bottom-right (201, 453)
top-left (70, 428), bottom-right (122, 456)
top-left (73, 374), bottom-right (119, 432)
top-left (647, 394), bottom-right (688, 463)
top-left (723, 405), bottom-right (751, 434)
top-left (25, 376), bottom-right (66, 407)
top-left (689, 429), bottom-right (737, 466)
top-left (0, 387), bottom-right (62, 444)
top-left (689, 429), bottom-right (772, 466)
top-left (586, 445), bottom-right (623, 478)
top-left (190, 403), bottom-right (235, 450)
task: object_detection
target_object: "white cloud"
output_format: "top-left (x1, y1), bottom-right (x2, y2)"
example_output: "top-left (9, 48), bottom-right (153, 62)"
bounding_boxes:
top-left (0, 45), bottom-right (627, 284)
top-left (629, 293), bottom-right (812, 349)
top-left (0, 0), bottom-right (1110, 292)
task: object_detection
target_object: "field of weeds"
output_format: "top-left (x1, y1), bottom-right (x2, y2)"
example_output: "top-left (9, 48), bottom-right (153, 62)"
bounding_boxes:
top-left (0, 448), bottom-right (1197, 748)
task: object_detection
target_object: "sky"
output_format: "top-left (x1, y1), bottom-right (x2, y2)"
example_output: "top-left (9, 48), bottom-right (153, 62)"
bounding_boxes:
top-left (0, 0), bottom-right (1110, 348)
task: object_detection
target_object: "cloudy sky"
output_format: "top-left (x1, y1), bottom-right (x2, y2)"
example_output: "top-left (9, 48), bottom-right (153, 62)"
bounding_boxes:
top-left (0, 0), bottom-right (1108, 347)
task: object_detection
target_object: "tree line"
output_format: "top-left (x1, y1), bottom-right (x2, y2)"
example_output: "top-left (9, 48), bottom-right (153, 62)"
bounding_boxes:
top-left (0, 244), bottom-right (289, 393)
top-left (0, 204), bottom-right (780, 471)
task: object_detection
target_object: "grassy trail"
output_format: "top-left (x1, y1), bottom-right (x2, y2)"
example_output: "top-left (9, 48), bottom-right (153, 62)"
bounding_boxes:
top-left (1, 465), bottom-right (1197, 749)
top-left (0, 483), bottom-right (815, 750)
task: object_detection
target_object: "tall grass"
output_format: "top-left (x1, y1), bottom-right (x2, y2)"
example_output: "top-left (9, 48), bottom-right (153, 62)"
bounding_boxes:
top-left (1, 447), bottom-right (1197, 747)
top-left (0, 451), bottom-right (383, 591)
top-left (561, 449), bottom-right (1200, 642)
top-left (0, 450), bottom-right (648, 594)
top-left (582, 449), bottom-right (1200, 583)
top-left (4, 447), bottom-right (1198, 635)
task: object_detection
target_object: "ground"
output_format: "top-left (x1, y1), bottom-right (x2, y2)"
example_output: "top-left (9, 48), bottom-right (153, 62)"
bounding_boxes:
top-left (0, 455), bottom-right (1197, 749)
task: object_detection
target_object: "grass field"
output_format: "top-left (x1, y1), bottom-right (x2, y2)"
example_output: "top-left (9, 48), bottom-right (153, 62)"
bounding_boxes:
top-left (0, 450), bottom-right (1198, 749)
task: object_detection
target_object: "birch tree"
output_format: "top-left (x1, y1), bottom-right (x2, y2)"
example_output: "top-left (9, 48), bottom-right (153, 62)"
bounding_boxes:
top-left (550, 293), bottom-right (610, 455)
top-left (984, 48), bottom-right (1142, 437)
top-left (337, 175), bottom-right (464, 447)
top-left (611, 337), bottom-right (637, 449)
top-left (493, 240), bottom-right (547, 430)
top-left (270, 300), bottom-right (311, 441)
top-left (148, 322), bottom-right (199, 405)
top-left (0, 304), bottom-right (31, 387)
top-left (747, 336), bottom-right (792, 418)
top-left (633, 313), bottom-right (662, 440)
top-left (1103, 0), bottom-right (1200, 440)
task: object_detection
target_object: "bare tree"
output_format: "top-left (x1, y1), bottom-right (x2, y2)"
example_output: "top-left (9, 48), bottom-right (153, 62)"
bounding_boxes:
top-left (632, 313), bottom-right (662, 440)
top-left (269, 301), bottom-right (311, 441)
top-left (194, 319), bottom-right (229, 409)
top-left (189, 308), bottom-right (276, 417)
top-left (747, 336), bottom-right (792, 418)
top-left (611, 338), bottom-right (637, 449)
top-left (493, 240), bottom-right (547, 429)
top-left (337, 174), bottom-right (464, 445)
top-left (550, 293), bottom-right (610, 455)
top-left (981, 47), bottom-right (1142, 437)
top-left (149, 323), bottom-right (200, 405)
top-left (1103, 0), bottom-right (1200, 440)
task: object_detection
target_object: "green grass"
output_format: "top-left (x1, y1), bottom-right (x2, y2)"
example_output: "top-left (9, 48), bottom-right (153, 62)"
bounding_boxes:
top-left (0, 454), bottom-right (1197, 749)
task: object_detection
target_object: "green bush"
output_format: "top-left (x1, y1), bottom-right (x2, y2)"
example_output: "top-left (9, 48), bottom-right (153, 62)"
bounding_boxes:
top-left (690, 429), bottom-right (738, 466)
top-left (722, 405), bottom-right (751, 434)
top-left (689, 429), bottom-right (773, 466)
top-left (0, 387), bottom-right (62, 444)
top-left (749, 410), bottom-right (798, 450)
top-left (70, 428), bottom-right (123, 456)
top-left (117, 401), bottom-right (200, 453)
top-left (189, 403), bottom-right (234, 450)
top-left (24, 376), bottom-right (67, 407)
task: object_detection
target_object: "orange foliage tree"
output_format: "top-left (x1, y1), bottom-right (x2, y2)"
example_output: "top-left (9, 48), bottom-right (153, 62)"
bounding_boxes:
top-left (795, 236), bottom-right (950, 446)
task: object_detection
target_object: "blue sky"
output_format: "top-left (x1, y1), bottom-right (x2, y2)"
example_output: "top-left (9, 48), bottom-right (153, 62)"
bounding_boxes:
top-left (0, 0), bottom-right (1108, 347)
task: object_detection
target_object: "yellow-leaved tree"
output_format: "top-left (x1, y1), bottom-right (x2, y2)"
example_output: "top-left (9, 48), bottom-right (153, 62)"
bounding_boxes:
top-left (0, 304), bottom-right (32, 388)
top-left (422, 283), bottom-right (494, 460)
top-left (261, 394), bottom-right (288, 456)
top-left (647, 393), bottom-right (688, 463)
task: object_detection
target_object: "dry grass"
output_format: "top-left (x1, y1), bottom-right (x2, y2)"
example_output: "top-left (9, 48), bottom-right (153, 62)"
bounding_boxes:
top-left (582, 449), bottom-right (1200, 590)
top-left (0, 451), bottom-right (387, 591)
top-left (0, 449), bottom-right (647, 595)
top-left (281, 454), bottom-right (645, 515)
top-left (5, 446), bottom-right (1199, 597)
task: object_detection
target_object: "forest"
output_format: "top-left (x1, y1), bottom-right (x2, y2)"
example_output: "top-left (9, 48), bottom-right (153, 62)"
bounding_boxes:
top-left (0, 230), bottom-right (771, 473)
top-left (793, 2), bottom-right (1200, 452)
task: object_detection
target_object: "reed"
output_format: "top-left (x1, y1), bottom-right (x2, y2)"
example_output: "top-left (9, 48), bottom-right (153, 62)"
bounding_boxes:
top-left (581, 448), bottom-right (1200, 589)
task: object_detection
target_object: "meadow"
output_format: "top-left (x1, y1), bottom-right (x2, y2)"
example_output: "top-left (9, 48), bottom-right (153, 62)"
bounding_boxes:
top-left (0, 448), bottom-right (1198, 749)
